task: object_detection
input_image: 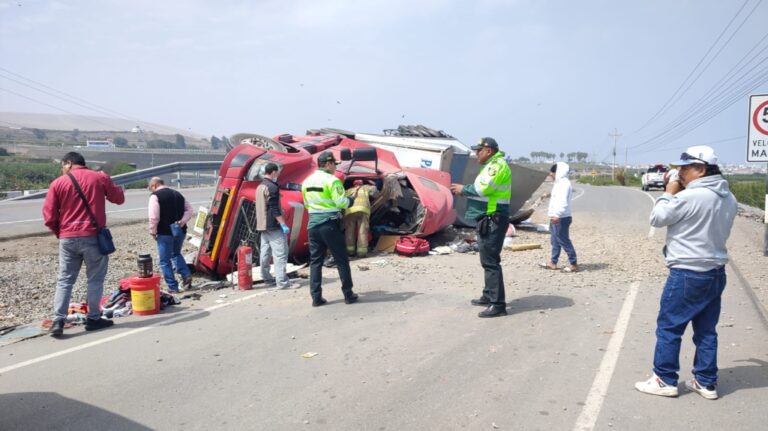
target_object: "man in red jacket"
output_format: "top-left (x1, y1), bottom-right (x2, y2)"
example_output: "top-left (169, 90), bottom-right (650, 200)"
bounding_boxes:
top-left (42, 152), bottom-right (125, 337)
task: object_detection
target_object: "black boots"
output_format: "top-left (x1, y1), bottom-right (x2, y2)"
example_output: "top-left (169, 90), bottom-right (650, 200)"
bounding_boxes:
top-left (312, 297), bottom-right (328, 307)
top-left (85, 318), bottom-right (114, 331)
top-left (344, 293), bottom-right (359, 304)
top-left (470, 297), bottom-right (490, 306)
top-left (478, 305), bottom-right (507, 318)
top-left (49, 319), bottom-right (64, 337)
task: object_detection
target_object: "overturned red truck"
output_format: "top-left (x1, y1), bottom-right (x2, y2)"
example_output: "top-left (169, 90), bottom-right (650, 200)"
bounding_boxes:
top-left (194, 132), bottom-right (457, 276)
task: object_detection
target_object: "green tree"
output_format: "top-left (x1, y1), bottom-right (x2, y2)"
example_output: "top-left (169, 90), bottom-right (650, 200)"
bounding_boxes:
top-left (32, 128), bottom-right (47, 140)
top-left (210, 135), bottom-right (221, 149)
top-left (0, 147), bottom-right (8, 157)
top-left (147, 139), bottom-right (175, 149)
top-left (113, 136), bottom-right (128, 147)
top-left (174, 134), bottom-right (186, 149)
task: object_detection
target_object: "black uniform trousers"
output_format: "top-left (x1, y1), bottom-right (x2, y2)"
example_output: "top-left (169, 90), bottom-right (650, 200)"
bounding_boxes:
top-left (478, 216), bottom-right (509, 306)
top-left (308, 218), bottom-right (354, 301)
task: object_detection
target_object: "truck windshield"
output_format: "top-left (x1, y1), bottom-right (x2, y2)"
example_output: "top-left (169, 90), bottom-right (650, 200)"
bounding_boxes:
top-left (245, 159), bottom-right (283, 181)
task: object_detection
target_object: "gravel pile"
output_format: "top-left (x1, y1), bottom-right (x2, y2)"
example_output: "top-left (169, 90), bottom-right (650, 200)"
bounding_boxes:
top-left (0, 219), bottom-right (200, 329)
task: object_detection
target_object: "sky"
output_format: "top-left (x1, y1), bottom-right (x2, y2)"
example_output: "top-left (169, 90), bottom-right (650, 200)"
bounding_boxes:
top-left (1, 0), bottom-right (767, 165)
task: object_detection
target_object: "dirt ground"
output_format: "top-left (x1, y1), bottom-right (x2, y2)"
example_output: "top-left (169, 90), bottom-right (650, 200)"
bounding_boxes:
top-left (1, 186), bottom-right (766, 330)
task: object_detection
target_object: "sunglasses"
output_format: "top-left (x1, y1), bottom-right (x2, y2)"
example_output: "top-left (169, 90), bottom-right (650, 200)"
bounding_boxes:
top-left (679, 152), bottom-right (708, 164)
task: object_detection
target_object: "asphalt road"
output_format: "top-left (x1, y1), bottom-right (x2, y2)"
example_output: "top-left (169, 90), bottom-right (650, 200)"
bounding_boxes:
top-left (1, 185), bottom-right (766, 430)
top-left (0, 187), bottom-right (216, 239)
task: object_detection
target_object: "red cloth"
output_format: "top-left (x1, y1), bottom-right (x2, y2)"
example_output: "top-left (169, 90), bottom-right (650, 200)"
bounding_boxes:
top-left (42, 166), bottom-right (125, 238)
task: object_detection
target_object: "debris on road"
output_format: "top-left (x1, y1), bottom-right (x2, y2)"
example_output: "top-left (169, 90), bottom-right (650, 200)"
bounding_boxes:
top-left (504, 243), bottom-right (542, 252)
top-left (302, 352), bottom-right (318, 358)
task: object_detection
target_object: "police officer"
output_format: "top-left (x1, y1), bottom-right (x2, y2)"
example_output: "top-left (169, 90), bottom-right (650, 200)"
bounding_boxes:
top-left (301, 151), bottom-right (357, 307)
top-left (450, 137), bottom-right (511, 318)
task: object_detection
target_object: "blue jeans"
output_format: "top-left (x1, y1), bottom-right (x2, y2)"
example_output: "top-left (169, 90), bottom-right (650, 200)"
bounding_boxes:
top-left (653, 266), bottom-right (726, 386)
top-left (550, 216), bottom-right (577, 265)
top-left (259, 229), bottom-right (290, 287)
top-left (54, 236), bottom-right (109, 321)
top-left (156, 234), bottom-right (191, 291)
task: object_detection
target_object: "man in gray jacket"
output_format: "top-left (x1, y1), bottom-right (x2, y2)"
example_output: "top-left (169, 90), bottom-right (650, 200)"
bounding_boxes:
top-left (255, 163), bottom-right (299, 290)
top-left (635, 145), bottom-right (737, 400)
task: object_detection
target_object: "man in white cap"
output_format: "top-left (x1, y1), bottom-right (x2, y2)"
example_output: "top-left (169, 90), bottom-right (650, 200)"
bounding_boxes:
top-left (635, 145), bottom-right (737, 400)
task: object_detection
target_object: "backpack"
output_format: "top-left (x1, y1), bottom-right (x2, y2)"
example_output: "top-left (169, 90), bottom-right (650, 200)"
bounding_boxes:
top-left (395, 236), bottom-right (430, 257)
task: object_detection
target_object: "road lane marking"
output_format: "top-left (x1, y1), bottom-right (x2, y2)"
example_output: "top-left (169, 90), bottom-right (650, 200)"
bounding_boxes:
top-left (573, 282), bottom-right (639, 431)
top-left (0, 201), bottom-right (210, 225)
top-left (572, 187), bottom-right (585, 201)
top-left (642, 191), bottom-right (657, 238)
top-left (0, 290), bottom-right (269, 375)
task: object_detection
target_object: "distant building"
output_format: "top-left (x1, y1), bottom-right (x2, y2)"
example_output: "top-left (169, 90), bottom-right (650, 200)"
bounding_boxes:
top-left (86, 139), bottom-right (113, 148)
top-left (131, 125), bottom-right (143, 133)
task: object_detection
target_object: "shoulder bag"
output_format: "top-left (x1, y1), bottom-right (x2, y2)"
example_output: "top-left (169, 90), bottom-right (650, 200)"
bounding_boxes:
top-left (67, 173), bottom-right (116, 255)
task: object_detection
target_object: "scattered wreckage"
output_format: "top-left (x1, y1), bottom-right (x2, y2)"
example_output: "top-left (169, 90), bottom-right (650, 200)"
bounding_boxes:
top-left (193, 126), bottom-right (547, 277)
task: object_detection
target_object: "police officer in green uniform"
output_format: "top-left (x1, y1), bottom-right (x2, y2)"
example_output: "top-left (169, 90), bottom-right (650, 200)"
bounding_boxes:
top-left (450, 137), bottom-right (511, 318)
top-left (301, 151), bottom-right (357, 307)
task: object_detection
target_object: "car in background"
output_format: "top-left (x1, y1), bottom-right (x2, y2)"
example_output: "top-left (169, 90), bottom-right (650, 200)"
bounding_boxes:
top-left (641, 164), bottom-right (669, 191)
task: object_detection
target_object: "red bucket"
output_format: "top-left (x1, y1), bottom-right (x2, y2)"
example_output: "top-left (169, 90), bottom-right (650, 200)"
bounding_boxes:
top-left (129, 274), bottom-right (161, 316)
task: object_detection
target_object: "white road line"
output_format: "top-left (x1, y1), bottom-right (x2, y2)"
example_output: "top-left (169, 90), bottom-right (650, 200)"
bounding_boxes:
top-left (0, 201), bottom-right (210, 225)
top-left (627, 188), bottom-right (659, 238)
top-left (572, 187), bottom-right (586, 201)
top-left (0, 290), bottom-right (269, 375)
top-left (573, 282), bottom-right (639, 431)
top-left (643, 192), bottom-right (658, 238)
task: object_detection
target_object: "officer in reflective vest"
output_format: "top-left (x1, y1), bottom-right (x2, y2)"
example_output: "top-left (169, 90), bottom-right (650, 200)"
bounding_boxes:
top-left (301, 151), bottom-right (357, 307)
top-left (343, 179), bottom-right (378, 258)
top-left (450, 137), bottom-right (511, 318)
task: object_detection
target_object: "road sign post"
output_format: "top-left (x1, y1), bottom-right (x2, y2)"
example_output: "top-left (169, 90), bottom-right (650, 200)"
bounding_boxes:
top-left (747, 94), bottom-right (768, 256)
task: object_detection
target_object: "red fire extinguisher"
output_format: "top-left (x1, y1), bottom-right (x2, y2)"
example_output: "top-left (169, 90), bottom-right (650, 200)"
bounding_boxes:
top-left (237, 243), bottom-right (253, 290)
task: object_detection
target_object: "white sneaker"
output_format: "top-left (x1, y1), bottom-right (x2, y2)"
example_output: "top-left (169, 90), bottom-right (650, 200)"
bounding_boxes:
top-left (635, 373), bottom-right (678, 397)
top-left (685, 379), bottom-right (718, 400)
top-left (276, 281), bottom-right (301, 290)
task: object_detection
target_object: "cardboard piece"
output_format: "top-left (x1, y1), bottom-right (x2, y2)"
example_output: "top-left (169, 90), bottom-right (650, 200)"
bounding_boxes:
top-left (375, 235), bottom-right (401, 253)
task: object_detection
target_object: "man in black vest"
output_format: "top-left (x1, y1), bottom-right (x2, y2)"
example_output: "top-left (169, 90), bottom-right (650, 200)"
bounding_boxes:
top-left (148, 177), bottom-right (193, 293)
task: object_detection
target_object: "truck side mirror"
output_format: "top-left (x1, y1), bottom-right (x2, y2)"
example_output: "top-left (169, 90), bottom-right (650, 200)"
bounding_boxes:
top-left (340, 148), bottom-right (352, 161)
top-left (352, 147), bottom-right (377, 162)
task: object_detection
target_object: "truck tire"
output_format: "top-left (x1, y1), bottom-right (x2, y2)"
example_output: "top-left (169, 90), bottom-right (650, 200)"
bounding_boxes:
top-left (230, 133), bottom-right (287, 152)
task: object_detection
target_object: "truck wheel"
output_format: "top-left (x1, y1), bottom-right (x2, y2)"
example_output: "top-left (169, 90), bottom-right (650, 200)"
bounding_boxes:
top-left (230, 133), bottom-right (287, 152)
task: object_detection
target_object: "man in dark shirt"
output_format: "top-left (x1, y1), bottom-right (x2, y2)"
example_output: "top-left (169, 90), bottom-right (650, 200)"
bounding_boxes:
top-left (255, 163), bottom-right (299, 289)
top-left (148, 177), bottom-right (193, 293)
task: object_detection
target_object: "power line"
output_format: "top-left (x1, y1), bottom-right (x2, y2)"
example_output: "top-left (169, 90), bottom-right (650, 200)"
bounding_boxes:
top-left (0, 87), bottom-right (124, 130)
top-left (634, 0), bottom-right (752, 131)
top-left (634, 135), bottom-right (745, 155)
top-left (633, 61), bottom-right (768, 152)
top-left (629, 54), bottom-right (768, 151)
top-left (653, 0), bottom-right (763, 122)
top-left (0, 66), bottom-right (141, 122)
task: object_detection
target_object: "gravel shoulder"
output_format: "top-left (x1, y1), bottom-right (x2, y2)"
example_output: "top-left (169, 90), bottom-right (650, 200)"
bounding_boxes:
top-left (1, 185), bottom-right (766, 330)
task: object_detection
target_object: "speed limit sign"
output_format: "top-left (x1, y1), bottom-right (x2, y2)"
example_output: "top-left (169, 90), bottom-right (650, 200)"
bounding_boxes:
top-left (748, 94), bottom-right (768, 162)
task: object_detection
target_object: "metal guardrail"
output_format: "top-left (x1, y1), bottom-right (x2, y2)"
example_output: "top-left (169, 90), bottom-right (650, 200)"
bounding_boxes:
top-left (6, 161), bottom-right (222, 201)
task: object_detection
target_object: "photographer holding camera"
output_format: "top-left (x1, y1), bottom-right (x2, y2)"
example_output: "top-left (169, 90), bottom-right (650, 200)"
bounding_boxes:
top-left (635, 145), bottom-right (737, 400)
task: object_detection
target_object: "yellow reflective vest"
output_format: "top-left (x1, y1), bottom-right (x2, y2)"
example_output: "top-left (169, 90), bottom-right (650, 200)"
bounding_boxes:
top-left (344, 185), bottom-right (375, 215)
top-left (462, 151), bottom-right (512, 219)
top-left (302, 168), bottom-right (350, 228)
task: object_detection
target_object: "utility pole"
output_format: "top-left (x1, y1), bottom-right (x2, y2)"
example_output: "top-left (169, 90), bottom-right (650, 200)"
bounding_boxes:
top-left (609, 128), bottom-right (622, 182)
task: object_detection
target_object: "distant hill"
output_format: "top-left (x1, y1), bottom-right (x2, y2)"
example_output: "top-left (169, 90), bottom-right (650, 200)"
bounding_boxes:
top-left (0, 112), bottom-right (207, 139)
